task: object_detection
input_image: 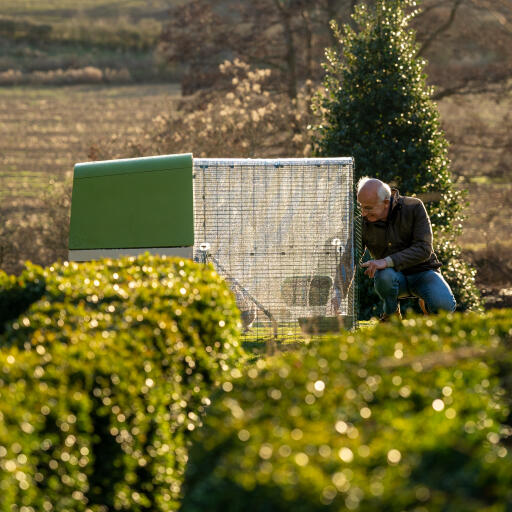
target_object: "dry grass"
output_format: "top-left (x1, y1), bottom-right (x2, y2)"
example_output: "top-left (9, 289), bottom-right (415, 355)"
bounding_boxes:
top-left (0, 0), bottom-right (175, 17)
top-left (0, 83), bottom-right (180, 206)
top-left (437, 91), bottom-right (512, 287)
top-left (438, 91), bottom-right (511, 182)
top-left (0, 1), bottom-right (180, 83)
top-left (456, 181), bottom-right (512, 287)
top-left (0, 82), bottom-right (181, 273)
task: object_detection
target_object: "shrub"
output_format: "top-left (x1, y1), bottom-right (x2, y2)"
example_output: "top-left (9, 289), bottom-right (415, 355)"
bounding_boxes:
top-left (181, 310), bottom-right (512, 511)
top-left (434, 237), bottom-right (481, 312)
top-left (0, 264), bottom-right (45, 333)
top-left (0, 177), bottom-right (71, 276)
top-left (89, 59), bottom-right (313, 162)
top-left (0, 254), bottom-right (246, 511)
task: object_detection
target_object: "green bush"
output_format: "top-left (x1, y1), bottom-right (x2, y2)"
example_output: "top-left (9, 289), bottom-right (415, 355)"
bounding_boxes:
top-left (0, 265), bottom-right (45, 333)
top-left (0, 254), bottom-right (245, 511)
top-left (434, 237), bottom-right (481, 312)
top-left (181, 310), bottom-right (512, 511)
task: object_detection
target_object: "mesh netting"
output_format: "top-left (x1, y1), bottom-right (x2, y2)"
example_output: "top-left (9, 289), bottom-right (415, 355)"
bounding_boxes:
top-left (193, 158), bottom-right (355, 342)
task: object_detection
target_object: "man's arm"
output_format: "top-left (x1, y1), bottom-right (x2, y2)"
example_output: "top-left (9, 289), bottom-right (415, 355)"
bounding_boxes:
top-left (359, 237), bottom-right (386, 278)
top-left (388, 200), bottom-right (433, 270)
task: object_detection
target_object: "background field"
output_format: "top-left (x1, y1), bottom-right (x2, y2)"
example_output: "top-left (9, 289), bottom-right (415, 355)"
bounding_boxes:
top-left (1, 0), bottom-right (510, 308)
top-left (1, 84), bottom-right (508, 284)
top-left (0, 0), bottom-right (180, 83)
top-left (0, 84), bottom-right (179, 205)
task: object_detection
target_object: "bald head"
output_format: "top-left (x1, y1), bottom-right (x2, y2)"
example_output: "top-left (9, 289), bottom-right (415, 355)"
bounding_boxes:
top-left (357, 177), bottom-right (391, 222)
top-left (357, 177), bottom-right (391, 202)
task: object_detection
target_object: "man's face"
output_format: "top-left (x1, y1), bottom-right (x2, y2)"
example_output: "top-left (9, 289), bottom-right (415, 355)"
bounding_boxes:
top-left (357, 192), bottom-right (390, 222)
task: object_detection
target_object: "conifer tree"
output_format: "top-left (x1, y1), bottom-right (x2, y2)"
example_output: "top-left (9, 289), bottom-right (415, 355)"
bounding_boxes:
top-left (311, 0), bottom-right (481, 318)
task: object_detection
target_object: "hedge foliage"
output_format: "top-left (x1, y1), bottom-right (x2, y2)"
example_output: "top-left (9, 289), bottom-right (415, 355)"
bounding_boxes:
top-left (181, 310), bottom-right (512, 511)
top-left (0, 254), bottom-right (245, 512)
top-left (0, 266), bottom-right (45, 333)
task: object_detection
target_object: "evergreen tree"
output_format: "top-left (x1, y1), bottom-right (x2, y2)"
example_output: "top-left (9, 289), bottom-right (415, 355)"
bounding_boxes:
top-left (311, 0), bottom-right (481, 318)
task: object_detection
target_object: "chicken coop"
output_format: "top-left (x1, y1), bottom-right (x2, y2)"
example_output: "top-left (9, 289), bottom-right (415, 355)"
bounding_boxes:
top-left (192, 157), bottom-right (356, 341)
top-left (68, 154), bottom-right (357, 342)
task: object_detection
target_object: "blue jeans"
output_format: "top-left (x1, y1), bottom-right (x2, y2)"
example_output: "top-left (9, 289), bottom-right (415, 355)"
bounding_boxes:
top-left (374, 268), bottom-right (456, 315)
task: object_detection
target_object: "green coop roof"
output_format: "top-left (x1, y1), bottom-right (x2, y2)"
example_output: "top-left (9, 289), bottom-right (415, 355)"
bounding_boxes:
top-left (69, 153), bottom-right (194, 251)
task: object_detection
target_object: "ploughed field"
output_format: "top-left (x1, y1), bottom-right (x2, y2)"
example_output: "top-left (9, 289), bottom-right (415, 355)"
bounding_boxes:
top-left (0, 84), bottom-right (180, 206)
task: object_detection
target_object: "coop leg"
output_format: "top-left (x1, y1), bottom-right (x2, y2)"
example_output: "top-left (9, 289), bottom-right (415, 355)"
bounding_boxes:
top-left (261, 308), bottom-right (278, 355)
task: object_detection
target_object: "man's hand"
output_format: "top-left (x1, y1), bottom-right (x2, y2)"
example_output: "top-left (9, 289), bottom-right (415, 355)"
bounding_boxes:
top-left (361, 258), bottom-right (388, 278)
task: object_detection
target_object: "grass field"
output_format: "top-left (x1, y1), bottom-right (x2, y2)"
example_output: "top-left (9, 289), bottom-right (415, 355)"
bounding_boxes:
top-left (0, 1), bottom-right (181, 82)
top-left (241, 318), bottom-right (374, 358)
top-left (0, 81), bottom-right (510, 293)
top-left (0, 83), bottom-right (180, 205)
top-left (0, 0), bottom-right (176, 18)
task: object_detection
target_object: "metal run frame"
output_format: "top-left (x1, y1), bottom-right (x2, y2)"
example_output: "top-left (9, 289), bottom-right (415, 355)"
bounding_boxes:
top-left (192, 158), bottom-right (356, 345)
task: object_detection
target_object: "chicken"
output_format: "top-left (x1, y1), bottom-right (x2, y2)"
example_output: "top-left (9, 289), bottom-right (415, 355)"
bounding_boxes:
top-left (234, 289), bottom-right (257, 332)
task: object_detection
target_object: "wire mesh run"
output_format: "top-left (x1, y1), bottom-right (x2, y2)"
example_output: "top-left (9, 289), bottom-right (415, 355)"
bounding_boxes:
top-left (193, 158), bottom-right (355, 344)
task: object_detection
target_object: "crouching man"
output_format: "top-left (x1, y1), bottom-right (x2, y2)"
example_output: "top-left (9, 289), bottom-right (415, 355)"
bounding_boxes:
top-left (357, 177), bottom-right (456, 320)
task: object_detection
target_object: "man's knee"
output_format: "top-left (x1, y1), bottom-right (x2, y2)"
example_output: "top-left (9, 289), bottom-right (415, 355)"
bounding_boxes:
top-left (418, 272), bottom-right (457, 314)
top-left (374, 268), bottom-right (398, 295)
top-left (426, 294), bottom-right (456, 314)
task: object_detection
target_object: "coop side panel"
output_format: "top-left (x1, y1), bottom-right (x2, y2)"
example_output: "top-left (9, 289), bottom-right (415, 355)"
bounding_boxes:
top-left (69, 154), bottom-right (194, 254)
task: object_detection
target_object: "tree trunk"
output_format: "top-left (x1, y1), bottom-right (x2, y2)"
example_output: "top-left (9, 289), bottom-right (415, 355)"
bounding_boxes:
top-left (301, 8), bottom-right (313, 80)
top-left (274, 0), bottom-right (297, 99)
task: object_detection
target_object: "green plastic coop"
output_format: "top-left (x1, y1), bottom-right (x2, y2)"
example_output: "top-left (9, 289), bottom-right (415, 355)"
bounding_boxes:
top-left (68, 153), bottom-right (194, 261)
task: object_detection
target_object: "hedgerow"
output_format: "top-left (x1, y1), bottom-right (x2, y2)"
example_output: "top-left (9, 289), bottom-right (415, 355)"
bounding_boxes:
top-left (181, 309), bottom-right (512, 512)
top-left (0, 254), bottom-right (245, 511)
top-left (0, 264), bottom-right (45, 333)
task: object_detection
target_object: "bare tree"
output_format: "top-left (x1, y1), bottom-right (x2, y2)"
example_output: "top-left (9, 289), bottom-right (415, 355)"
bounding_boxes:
top-left (158, 0), bottom-right (350, 97)
top-left (158, 0), bottom-right (512, 100)
top-left (412, 0), bottom-right (512, 99)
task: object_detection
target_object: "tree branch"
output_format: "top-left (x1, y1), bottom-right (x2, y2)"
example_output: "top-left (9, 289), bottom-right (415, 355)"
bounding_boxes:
top-left (432, 79), bottom-right (512, 100)
top-left (417, 0), bottom-right (464, 57)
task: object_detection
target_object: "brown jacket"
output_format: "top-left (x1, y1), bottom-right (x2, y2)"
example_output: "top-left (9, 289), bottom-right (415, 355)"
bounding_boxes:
top-left (362, 189), bottom-right (442, 275)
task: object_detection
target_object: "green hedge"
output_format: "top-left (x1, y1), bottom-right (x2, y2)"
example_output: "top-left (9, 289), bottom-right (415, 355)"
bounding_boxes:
top-left (0, 254), bottom-right (245, 511)
top-left (181, 310), bottom-right (512, 511)
top-left (0, 265), bottom-right (45, 333)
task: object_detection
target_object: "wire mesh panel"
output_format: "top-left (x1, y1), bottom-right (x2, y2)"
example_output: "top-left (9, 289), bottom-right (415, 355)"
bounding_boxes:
top-left (193, 158), bottom-right (355, 342)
